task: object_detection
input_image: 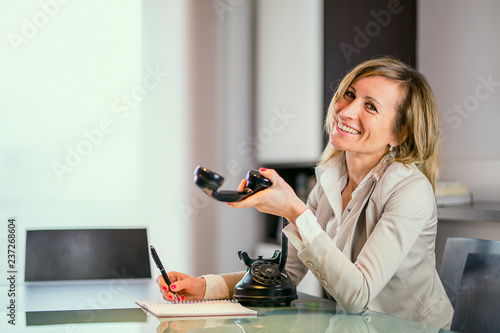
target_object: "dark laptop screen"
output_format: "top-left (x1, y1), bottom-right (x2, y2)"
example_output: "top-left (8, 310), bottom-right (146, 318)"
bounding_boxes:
top-left (25, 228), bottom-right (151, 281)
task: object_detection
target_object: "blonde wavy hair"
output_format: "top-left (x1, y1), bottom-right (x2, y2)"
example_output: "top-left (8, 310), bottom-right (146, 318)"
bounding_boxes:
top-left (320, 57), bottom-right (441, 190)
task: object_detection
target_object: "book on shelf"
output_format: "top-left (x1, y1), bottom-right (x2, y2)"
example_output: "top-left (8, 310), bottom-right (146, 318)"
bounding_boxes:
top-left (435, 180), bottom-right (473, 207)
top-left (436, 193), bottom-right (473, 207)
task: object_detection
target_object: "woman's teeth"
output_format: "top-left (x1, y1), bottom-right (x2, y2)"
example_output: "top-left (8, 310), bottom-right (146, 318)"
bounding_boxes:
top-left (338, 122), bottom-right (360, 135)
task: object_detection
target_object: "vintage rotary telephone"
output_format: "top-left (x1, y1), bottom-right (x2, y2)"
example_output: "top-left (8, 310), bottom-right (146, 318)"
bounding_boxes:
top-left (193, 166), bottom-right (298, 305)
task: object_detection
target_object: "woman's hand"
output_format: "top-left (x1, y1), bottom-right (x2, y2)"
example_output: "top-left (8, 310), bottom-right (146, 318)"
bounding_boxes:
top-left (156, 271), bottom-right (206, 302)
top-left (228, 168), bottom-right (307, 224)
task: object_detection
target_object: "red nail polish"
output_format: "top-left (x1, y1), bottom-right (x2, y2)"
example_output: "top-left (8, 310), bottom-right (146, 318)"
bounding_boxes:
top-left (181, 295), bottom-right (186, 301)
top-left (171, 284), bottom-right (176, 290)
top-left (259, 167), bottom-right (267, 172)
top-left (168, 295), bottom-right (173, 300)
top-left (162, 286), bottom-right (168, 291)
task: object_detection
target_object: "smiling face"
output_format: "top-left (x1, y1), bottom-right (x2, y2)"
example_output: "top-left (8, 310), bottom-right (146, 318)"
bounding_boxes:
top-left (320, 58), bottom-right (441, 189)
top-left (329, 75), bottom-right (402, 162)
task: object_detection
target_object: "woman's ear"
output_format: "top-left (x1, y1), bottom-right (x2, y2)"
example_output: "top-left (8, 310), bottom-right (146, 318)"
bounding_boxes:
top-left (397, 129), bottom-right (408, 146)
top-left (400, 125), bottom-right (409, 141)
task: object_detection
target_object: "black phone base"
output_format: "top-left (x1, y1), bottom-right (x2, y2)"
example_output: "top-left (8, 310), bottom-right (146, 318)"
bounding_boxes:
top-left (234, 217), bottom-right (298, 306)
top-left (234, 251), bottom-right (298, 306)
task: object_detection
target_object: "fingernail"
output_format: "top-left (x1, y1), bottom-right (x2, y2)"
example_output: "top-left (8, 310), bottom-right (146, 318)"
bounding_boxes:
top-left (259, 167), bottom-right (267, 172)
top-left (226, 202), bottom-right (231, 206)
top-left (181, 295), bottom-right (186, 301)
top-left (162, 286), bottom-right (168, 291)
top-left (171, 284), bottom-right (176, 290)
top-left (168, 295), bottom-right (173, 300)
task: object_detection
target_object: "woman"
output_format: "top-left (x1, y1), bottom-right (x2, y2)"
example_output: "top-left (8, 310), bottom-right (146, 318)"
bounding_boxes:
top-left (157, 58), bottom-right (454, 329)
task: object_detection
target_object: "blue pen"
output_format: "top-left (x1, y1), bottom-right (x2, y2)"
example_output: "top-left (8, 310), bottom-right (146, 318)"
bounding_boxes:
top-left (150, 245), bottom-right (178, 302)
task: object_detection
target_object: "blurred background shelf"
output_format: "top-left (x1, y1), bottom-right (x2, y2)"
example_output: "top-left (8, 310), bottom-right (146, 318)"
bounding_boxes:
top-left (438, 202), bottom-right (500, 222)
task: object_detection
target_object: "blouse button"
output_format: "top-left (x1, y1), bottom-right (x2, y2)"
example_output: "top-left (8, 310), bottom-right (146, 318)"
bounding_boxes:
top-left (320, 279), bottom-right (328, 287)
top-left (306, 261), bottom-right (314, 269)
top-left (313, 270), bottom-right (321, 278)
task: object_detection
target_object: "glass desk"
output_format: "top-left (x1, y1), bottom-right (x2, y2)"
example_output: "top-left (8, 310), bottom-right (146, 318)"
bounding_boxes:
top-left (0, 280), bottom-right (454, 332)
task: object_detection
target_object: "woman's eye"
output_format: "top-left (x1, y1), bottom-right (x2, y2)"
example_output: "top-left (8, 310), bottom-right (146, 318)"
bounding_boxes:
top-left (345, 91), bottom-right (355, 99)
top-left (366, 104), bottom-right (378, 112)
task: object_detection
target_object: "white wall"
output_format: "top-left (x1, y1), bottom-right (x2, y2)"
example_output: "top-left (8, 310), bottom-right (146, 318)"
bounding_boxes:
top-left (418, 0), bottom-right (500, 202)
top-left (141, 0), bottom-right (191, 274)
top-left (0, 0), bottom-right (191, 279)
top-left (185, 0), bottom-right (263, 275)
top-left (255, 0), bottom-right (323, 164)
top-left (0, 0), bottom-right (267, 282)
top-left (214, 1), bottom-right (263, 273)
top-left (419, 0), bottom-right (500, 267)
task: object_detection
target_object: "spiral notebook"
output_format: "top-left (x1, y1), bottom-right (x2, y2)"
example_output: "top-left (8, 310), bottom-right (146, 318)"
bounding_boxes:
top-left (135, 300), bottom-right (257, 319)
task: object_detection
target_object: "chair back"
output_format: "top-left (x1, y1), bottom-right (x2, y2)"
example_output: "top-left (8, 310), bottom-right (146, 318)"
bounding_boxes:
top-left (439, 237), bottom-right (500, 307)
top-left (25, 228), bottom-right (151, 281)
top-left (451, 252), bottom-right (500, 333)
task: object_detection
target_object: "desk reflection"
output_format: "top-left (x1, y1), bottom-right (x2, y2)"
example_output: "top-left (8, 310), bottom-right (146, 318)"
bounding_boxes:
top-left (153, 306), bottom-right (440, 333)
top-left (156, 318), bottom-right (207, 333)
top-left (0, 306), bottom-right (444, 333)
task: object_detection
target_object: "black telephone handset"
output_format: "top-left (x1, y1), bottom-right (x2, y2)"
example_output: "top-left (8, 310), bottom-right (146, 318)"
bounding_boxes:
top-left (193, 166), bottom-right (297, 306)
top-left (194, 166), bottom-right (271, 202)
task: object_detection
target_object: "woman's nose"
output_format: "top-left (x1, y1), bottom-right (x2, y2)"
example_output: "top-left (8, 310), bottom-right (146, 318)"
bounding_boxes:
top-left (337, 100), bottom-right (360, 119)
